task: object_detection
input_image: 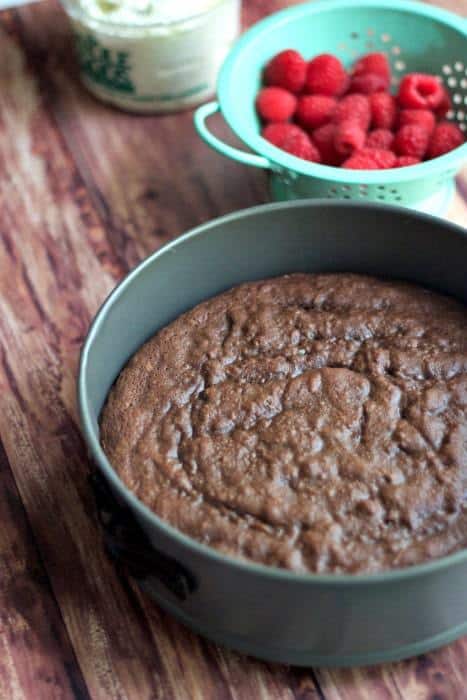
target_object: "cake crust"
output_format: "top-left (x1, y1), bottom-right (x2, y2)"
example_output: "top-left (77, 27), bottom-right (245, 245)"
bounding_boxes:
top-left (100, 274), bottom-right (467, 574)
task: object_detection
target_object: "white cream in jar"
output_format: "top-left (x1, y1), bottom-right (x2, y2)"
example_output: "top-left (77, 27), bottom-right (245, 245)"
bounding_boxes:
top-left (62, 0), bottom-right (240, 112)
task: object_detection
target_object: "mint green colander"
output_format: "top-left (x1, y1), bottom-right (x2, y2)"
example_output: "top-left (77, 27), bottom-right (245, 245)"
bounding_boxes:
top-left (194, 0), bottom-right (467, 215)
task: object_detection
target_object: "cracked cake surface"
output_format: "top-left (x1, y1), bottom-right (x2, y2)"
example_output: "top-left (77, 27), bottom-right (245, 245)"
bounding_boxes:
top-left (100, 273), bottom-right (467, 574)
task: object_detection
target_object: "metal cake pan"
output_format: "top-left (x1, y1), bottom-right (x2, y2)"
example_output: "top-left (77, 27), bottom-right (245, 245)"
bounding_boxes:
top-left (78, 201), bottom-right (467, 667)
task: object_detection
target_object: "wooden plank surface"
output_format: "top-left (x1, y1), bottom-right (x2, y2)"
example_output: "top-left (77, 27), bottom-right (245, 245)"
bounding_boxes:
top-left (0, 1), bottom-right (465, 698)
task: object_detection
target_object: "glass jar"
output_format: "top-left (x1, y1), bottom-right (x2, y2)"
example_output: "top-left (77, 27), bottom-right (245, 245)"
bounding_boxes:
top-left (61, 0), bottom-right (240, 113)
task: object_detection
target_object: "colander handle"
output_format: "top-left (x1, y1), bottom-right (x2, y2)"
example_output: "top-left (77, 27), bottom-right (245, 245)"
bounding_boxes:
top-left (194, 101), bottom-right (271, 169)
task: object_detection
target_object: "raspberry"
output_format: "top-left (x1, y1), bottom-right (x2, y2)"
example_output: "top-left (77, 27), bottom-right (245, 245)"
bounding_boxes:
top-left (352, 52), bottom-right (391, 85)
top-left (394, 124), bottom-right (430, 159)
top-left (435, 87), bottom-right (452, 119)
top-left (295, 95), bottom-right (337, 129)
top-left (366, 128), bottom-right (394, 150)
top-left (398, 109), bottom-right (436, 135)
top-left (343, 147), bottom-right (396, 169)
top-left (262, 123), bottom-right (321, 162)
top-left (427, 121), bottom-right (464, 158)
top-left (342, 152), bottom-right (380, 169)
top-left (395, 156), bottom-right (420, 167)
top-left (362, 148), bottom-right (396, 168)
top-left (262, 122), bottom-right (304, 148)
top-left (264, 49), bottom-right (307, 94)
top-left (334, 120), bottom-right (366, 156)
top-left (334, 94), bottom-right (371, 130)
top-left (256, 87), bottom-right (297, 122)
top-left (282, 132), bottom-right (321, 161)
top-left (349, 73), bottom-right (388, 95)
top-left (370, 93), bottom-right (397, 130)
top-left (398, 73), bottom-right (444, 110)
top-left (305, 54), bottom-right (348, 97)
top-left (312, 123), bottom-right (343, 166)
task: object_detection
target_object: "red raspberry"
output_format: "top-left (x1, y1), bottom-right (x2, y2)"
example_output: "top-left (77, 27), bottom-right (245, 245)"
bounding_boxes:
top-left (349, 73), bottom-right (388, 95)
top-left (343, 147), bottom-right (396, 169)
top-left (342, 152), bottom-right (380, 169)
top-left (435, 87), bottom-right (452, 119)
top-left (334, 120), bottom-right (366, 156)
top-left (262, 123), bottom-right (321, 162)
top-left (395, 156), bottom-right (420, 167)
top-left (398, 109), bottom-right (436, 135)
top-left (264, 50), bottom-right (307, 94)
top-left (361, 148), bottom-right (396, 168)
top-left (366, 128), bottom-right (394, 150)
top-left (427, 122), bottom-right (465, 159)
top-left (262, 122), bottom-right (304, 147)
top-left (352, 52), bottom-right (391, 85)
top-left (282, 132), bottom-right (321, 162)
top-left (312, 123), bottom-right (343, 166)
top-left (305, 54), bottom-right (348, 97)
top-left (256, 87), bottom-right (297, 122)
top-left (398, 73), bottom-right (444, 110)
top-left (295, 95), bottom-right (337, 129)
top-left (334, 94), bottom-right (371, 131)
top-left (370, 93), bottom-right (397, 129)
top-left (394, 124), bottom-right (430, 159)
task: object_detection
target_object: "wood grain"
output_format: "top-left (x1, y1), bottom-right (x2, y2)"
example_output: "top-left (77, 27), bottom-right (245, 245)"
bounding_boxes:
top-left (0, 442), bottom-right (89, 700)
top-left (0, 1), bottom-right (465, 699)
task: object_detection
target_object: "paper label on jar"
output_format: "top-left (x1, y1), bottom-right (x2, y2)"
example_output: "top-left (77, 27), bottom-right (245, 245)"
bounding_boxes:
top-left (75, 32), bottom-right (135, 94)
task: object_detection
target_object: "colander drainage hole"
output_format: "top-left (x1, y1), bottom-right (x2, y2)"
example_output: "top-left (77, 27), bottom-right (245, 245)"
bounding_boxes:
top-left (442, 65), bottom-right (452, 75)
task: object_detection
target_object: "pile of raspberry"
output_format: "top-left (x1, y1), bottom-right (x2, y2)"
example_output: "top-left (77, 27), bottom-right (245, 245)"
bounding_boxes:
top-left (257, 50), bottom-right (465, 169)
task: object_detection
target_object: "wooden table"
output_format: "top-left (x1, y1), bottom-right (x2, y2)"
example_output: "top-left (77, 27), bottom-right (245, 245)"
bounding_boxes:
top-left (0, 1), bottom-right (466, 698)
